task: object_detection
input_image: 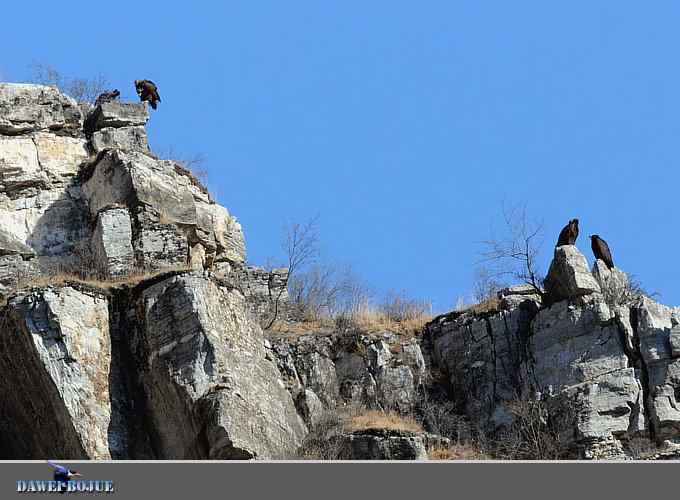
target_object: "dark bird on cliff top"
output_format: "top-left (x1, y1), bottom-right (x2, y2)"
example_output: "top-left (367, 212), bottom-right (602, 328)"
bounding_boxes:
top-left (94, 89), bottom-right (120, 107)
top-left (556, 218), bottom-right (579, 247)
top-left (590, 234), bottom-right (614, 269)
top-left (134, 79), bottom-right (161, 110)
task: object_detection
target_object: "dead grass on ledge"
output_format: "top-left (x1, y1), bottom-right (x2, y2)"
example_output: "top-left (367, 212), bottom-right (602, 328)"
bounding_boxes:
top-left (427, 444), bottom-right (492, 461)
top-left (457, 297), bottom-right (503, 316)
top-left (268, 307), bottom-right (434, 339)
top-left (12, 265), bottom-right (194, 296)
top-left (344, 410), bottom-right (423, 434)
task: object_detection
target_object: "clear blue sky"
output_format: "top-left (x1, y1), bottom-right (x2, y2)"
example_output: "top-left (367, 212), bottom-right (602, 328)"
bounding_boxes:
top-left (3, 3), bottom-right (679, 311)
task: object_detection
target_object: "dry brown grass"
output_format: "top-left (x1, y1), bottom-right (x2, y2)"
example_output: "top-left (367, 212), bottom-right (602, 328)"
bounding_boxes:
top-left (344, 410), bottom-right (423, 434)
top-left (13, 265), bottom-right (193, 295)
top-left (348, 307), bottom-right (434, 336)
top-left (158, 210), bottom-right (174, 225)
top-left (267, 307), bottom-right (433, 341)
top-left (428, 444), bottom-right (492, 461)
top-left (467, 297), bottom-right (502, 315)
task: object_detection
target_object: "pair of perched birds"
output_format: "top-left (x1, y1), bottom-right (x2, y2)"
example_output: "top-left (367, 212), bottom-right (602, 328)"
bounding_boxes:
top-left (94, 79), bottom-right (161, 109)
top-left (556, 218), bottom-right (614, 270)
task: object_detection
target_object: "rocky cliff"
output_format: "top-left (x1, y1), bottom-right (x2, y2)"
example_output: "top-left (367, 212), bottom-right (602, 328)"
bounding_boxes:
top-left (0, 84), bottom-right (304, 459)
top-left (2, 84), bottom-right (680, 460)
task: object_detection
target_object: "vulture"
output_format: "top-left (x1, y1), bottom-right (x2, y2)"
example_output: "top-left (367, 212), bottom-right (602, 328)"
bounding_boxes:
top-left (556, 218), bottom-right (579, 247)
top-left (590, 235), bottom-right (614, 270)
top-left (134, 79), bottom-right (161, 109)
top-left (94, 89), bottom-right (120, 107)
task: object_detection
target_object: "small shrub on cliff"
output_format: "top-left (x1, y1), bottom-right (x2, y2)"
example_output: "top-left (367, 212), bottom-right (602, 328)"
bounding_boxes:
top-left (296, 407), bottom-right (347, 460)
top-left (379, 291), bottom-right (432, 323)
top-left (28, 61), bottom-right (110, 104)
top-left (492, 394), bottom-right (581, 460)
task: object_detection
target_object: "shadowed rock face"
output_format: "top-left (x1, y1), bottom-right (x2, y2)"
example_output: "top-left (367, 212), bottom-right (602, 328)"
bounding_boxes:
top-left (341, 429), bottom-right (427, 460)
top-left (0, 287), bottom-right (112, 459)
top-left (124, 274), bottom-right (307, 459)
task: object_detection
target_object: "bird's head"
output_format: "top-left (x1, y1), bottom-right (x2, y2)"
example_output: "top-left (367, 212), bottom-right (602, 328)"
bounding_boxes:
top-left (589, 235), bottom-right (597, 240)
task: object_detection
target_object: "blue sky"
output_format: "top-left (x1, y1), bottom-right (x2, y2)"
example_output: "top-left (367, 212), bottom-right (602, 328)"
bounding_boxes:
top-left (3, 3), bottom-right (680, 311)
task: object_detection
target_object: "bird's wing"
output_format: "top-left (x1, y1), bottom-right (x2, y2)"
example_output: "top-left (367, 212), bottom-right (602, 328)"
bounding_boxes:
top-left (602, 241), bottom-right (614, 266)
top-left (47, 461), bottom-right (68, 474)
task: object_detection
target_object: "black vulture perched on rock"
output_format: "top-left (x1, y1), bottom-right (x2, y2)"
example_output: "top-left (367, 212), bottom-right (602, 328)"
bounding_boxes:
top-left (590, 234), bottom-right (614, 269)
top-left (134, 79), bottom-right (161, 109)
top-left (94, 89), bottom-right (120, 107)
top-left (556, 218), bottom-right (579, 247)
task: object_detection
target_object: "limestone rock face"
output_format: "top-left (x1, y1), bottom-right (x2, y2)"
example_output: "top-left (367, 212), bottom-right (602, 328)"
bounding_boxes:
top-left (126, 274), bottom-right (306, 459)
top-left (0, 83), bottom-right (83, 136)
top-left (91, 207), bottom-right (134, 277)
top-left (635, 297), bottom-right (680, 441)
top-left (0, 286), bottom-right (112, 459)
top-left (84, 101), bottom-right (148, 132)
top-left (0, 84), bottom-right (298, 461)
top-left (90, 126), bottom-right (150, 154)
top-left (544, 245), bottom-right (601, 303)
top-left (270, 331), bottom-right (425, 421)
top-left (82, 149), bottom-right (245, 271)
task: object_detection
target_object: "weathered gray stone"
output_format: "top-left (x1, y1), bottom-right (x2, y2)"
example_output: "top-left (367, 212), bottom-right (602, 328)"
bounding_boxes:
top-left (375, 365), bottom-right (416, 413)
top-left (82, 150), bottom-right (245, 269)
top-left (90, 126), bottom-right (149, 153)
top-left (85, 101), bottom-right (148, 132)
top-left (0, 286), bottom-right (112, 459)
top-left (341, 430), bottom-right (427, 460)
top-left (229, 265), bottom-right (289, 319)
top-left (296, 389), bottom-right (325, 427)
top-left (635, 297), bottom-right (680, 440)
top-left (400, 342), bottom-right (426, 386)
top-left (334, 350), bottom-right (379, 408)
top-left (569, 369), bottom-right (644, 442)
top-left (0, 83), bottom-right (82, 136)
top-left (92, 207), bottom-right (134, 277)
top-left (0, 255), bottom-right (37, 298)
top-left (294, 349), bottom-right (339, 407)
top-left (367, 340), bottom-right (392, 373)
top-left (0, 227), bottom-right (34, 257)
top-left (498, 284), bottom-right (542, 309)
top-left (544, 245), bottom-right (601, 303)
top-left (531, 296), bottom-right (625, 389)
top-left (670, 327), bottom-right (680, 358)
top-left (128, 274), bottom-right (306, 459)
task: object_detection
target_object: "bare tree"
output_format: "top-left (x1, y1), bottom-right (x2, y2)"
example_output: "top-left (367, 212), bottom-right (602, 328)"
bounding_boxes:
top-left (472, 267), bottom-right (505, 304)
top-left (156, 146), bottom-right (209, 182)
top-left (264, 217), bottom-right (320, 329)
top-left (29, 61), bottom-right (110, 104)
top-left (479, 203), bottom-right (545, 297)
top-left (288, 263), bottom-right (347, 321)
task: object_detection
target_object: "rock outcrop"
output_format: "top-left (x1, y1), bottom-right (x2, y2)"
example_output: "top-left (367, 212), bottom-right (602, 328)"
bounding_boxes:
top-left (269, 330), bottom-right (427, 422)
top-left (425, 245), bottom-right (680, 459)
top-left (0, 84), bottom-right (303, 460)
top-left (341, 429), bottom-right (428, 460)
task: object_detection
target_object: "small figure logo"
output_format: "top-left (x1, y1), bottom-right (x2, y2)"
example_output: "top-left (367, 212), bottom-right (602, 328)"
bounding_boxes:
top-left (47, 461), bottom-right (82, 494)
